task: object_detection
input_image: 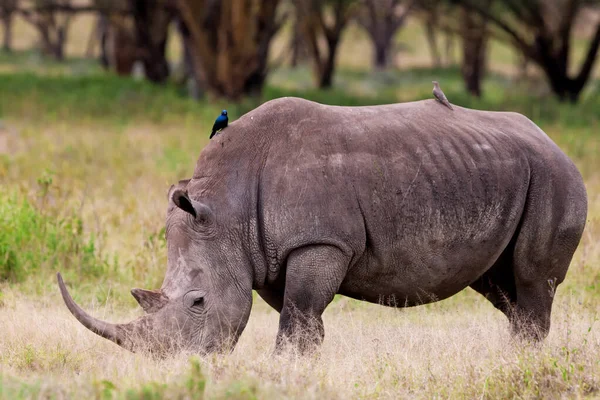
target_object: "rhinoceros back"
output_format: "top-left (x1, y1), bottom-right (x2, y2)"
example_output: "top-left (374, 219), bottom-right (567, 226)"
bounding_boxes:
top-left (239, 98), bottom-right (586, 304)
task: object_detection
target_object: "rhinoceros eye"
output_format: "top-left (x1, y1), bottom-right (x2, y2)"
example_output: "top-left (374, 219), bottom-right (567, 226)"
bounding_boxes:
top-left (183, 289), bottom-right (206, 309)
top-left (192, 297), bottom-right (204, 308)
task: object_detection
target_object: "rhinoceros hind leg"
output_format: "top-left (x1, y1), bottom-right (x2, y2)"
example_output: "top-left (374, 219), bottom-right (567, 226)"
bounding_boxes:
top-left (275, 245), bottom-right (349, 353)
top-left (472, 204), bottom-right (584, 341)
top-left (469, 246), bottom-right (518, 319)
top-left (502, 177), bottom-right (585, 341)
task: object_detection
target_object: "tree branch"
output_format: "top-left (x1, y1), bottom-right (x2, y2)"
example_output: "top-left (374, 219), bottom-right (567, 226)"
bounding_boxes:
top-left (391, 0), bottom-right (415, 31)
top-left (458, 0), bottom-right (533, 59)
top-left (575, 21), bottom-right (600, 88)
top-left (557, 0), bottom-right (580, 73)
top-left (16, 4), bottom-right (131, 15)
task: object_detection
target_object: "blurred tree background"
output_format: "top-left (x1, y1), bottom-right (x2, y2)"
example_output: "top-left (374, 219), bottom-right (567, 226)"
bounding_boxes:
top-left (0, 0), bottom-right (598, 103)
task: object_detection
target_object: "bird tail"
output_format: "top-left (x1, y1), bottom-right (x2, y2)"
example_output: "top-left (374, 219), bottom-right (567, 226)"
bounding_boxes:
top-left (209, 129), bottom-right (216, 139)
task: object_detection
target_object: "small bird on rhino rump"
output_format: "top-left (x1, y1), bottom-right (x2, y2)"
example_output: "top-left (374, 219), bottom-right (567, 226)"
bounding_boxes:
top-left (432, 81), bottom-right (453, 110)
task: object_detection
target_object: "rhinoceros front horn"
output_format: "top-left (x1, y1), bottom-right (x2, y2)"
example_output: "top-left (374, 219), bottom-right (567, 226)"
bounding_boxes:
top-left (57, 273), bottom-right (136, 350)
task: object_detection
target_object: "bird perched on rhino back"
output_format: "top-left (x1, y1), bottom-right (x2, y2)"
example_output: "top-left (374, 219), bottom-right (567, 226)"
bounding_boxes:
top-left (432, 81), bottom-right (453, 110)
top-left (210, 110), bottom-right (228, 139)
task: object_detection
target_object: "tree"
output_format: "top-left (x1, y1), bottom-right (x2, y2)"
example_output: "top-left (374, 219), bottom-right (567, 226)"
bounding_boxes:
top-left (0, 0), bottom-right (18, 52)
top-left (459, 2), bottom-right (490, 97)
top-left (355, 0), bottom-right (414, 69)
top-left (89, 0), bottom-right (172, 82)
top-left (419, 3), bottom-right (441, 67)
top-left (175, 16), bottom-right (202, 98)
top-left (177, 0), bottom-right (284, 100)
top-left (18, 0), bottom-right (75, 60)
top-left (456, 0), bottom-right (600, 102)
top-left (101, 15), bottom-right (139, 75)
top-left (289, 7), bottom-right (309, 67)
top-left (296, 0), bottom-right (357, 88)
top-left (128, 0), bottom-right (174, 83)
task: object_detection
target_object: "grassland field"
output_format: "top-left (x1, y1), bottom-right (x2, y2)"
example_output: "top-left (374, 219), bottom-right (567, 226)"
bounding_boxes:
top-left (0, 13), bottom-right (599, 400)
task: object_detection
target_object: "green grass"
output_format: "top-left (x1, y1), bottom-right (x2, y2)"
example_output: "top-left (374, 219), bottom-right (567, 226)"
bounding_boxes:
top-left (0, 72), bottom-right (219, 125)
top-left (0, 179), bottom-right (111, 285)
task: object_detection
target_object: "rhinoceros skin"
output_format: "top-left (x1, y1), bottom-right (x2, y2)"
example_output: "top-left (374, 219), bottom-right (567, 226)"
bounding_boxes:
top-left (58, 97), bottom-right (587, 354)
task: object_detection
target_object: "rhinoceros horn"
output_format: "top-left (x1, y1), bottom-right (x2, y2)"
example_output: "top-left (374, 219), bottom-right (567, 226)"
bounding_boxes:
top-left (57, 273), bottom-right (146, 351)
top-left (131, 288), bottom-right (168, 313)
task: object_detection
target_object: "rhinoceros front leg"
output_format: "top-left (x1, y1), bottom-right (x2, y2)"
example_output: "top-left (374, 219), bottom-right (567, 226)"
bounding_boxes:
top-left (275, 245), bottom-right (349, 353)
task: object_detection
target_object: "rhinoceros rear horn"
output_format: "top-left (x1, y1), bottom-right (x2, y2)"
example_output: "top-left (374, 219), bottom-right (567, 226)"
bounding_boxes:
top-left (57, 273), bottom-right (134, 350)
top-left (131, 288), bottom-right (168, 313)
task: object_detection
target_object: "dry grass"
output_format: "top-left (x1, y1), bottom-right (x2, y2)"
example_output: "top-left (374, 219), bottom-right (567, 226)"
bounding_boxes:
top-left (1, 290), bottom-right (599, 399)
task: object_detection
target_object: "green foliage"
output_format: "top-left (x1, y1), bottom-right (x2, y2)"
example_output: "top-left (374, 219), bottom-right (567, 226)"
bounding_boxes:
top-left (94, 379), bottom-right (117, 400)
top-left (0, 72), bottom-right (222, 126)
top-left (186, 357), bottom-right (207, 398)
top-left (0, 181), bottom-right (108, 284)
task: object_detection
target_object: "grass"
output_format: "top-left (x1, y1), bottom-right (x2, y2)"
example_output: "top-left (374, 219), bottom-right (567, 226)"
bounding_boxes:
top-left (0, 13), bottom-right (599, 400)
top-left (0, 182), bottom-right (109, 284)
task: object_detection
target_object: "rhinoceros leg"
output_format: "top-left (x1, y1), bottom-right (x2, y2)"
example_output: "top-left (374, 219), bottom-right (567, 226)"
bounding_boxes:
top-left (509, 236), bottom-right (573, 340)
top-left (473, 225), bottom-right (581, 341)
top-left (469, 244), bottom-right (518, 320)
top-left (471, 189), bottom-right (585, 342)
top-left (275, 245), bottom-right (349, 353)
top-left (476, 175), bottom-right (585, 341)
top-left (256, 289), bottom-right (284, 313)
top-left (510, 179), bottom-right (587, 341)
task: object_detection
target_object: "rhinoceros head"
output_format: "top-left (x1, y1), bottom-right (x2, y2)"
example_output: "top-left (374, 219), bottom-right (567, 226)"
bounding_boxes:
top-left (58, 178), bottom-right (255, 355)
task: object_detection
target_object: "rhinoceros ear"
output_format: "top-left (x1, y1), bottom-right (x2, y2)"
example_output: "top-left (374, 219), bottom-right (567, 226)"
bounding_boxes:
top-left (172, 189), bottom-right (198, 218)
top-left (167, 179), bottom-right (190, 201)
top-left (131, 288), bottom-right (168, 314)
top-left (171, 189), bottom-right (213, 224)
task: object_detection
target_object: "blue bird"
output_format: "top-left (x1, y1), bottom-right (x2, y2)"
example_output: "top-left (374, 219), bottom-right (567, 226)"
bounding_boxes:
top-left (210, 110), bottom-right (228, 139)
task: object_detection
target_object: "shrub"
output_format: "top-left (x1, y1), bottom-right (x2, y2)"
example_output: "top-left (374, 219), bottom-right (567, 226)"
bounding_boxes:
top-left (0, 187), bottom-right (107, 283)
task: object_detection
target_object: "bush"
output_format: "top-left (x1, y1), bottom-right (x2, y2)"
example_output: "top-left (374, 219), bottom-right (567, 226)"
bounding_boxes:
top-left (0, 187), bottom-right (107, 283)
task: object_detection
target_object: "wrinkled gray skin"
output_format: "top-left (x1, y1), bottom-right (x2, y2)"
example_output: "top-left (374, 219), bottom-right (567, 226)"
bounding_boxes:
top-left (58, 97), bottom-right (587, 354)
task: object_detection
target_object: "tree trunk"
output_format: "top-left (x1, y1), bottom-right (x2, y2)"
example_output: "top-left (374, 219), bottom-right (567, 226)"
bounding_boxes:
top-left (319, 40), bottom-right (339, 88)
top-left (516, 51), bottom-right (528, 82)
top-left (424, 14), bottom-right (441, 68)
top-left (98, 15), bottom-right (110, 68)
top-left (39, 26), bottom-right (54, 57)
top-left (177, 0), bottom-right (282, 100)
top-left (28, 12), bottom-right (70, 61)
top-left (130, 0), bottom-right (172, 84)
top-left (543, 71), bottom-right (581, 103)
top-left (53, 27), bottom-right (66, 60)
top-left (177, 17), bottom-right (203, 99)
top-left (443, 32), bottom-right (454, 66)
top-left (290, 17), bottom-right (308, 68)
top-left (105, 17), bottom-right (137, 76)
top-left (2, 14), bottom-right (12, 52)
top-left (373, 36), bottom-right (391, 69)
top-left (461, 8), bottom-right (488, 97)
